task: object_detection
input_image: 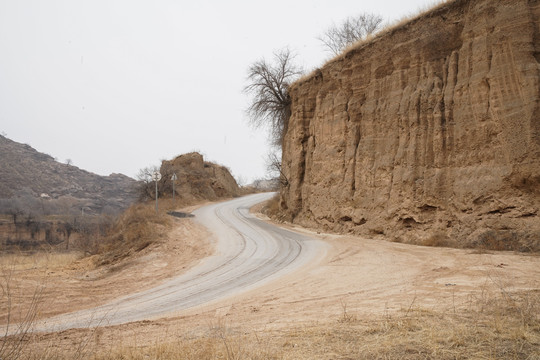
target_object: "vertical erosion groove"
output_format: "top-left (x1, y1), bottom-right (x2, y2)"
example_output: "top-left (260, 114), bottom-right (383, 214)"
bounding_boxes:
top-left (282, 0), bottom-right (540, 247)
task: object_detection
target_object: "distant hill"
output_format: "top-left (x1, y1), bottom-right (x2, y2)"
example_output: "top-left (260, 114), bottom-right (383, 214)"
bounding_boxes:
top-left (0, 135), bottom-right (138, 215)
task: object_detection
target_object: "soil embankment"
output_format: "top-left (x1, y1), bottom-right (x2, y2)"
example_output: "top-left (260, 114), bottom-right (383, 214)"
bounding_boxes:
top-left (281, 0), bottom-right (540, 250)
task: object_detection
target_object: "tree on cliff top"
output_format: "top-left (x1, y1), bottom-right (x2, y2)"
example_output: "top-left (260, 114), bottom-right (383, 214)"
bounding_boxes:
top-left (319, 13), bottom-right (383, 56)
top-left (244, 48), bottom-right (303, 146)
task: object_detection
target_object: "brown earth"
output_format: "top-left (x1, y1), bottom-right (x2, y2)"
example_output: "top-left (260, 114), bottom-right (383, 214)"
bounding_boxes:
top-left (4, 203), bottom-right (538, 357)
top-left (281, 0), bottom-right (540, 251)
top-left (158, 152), bottom-right (240, 202)
top-left (0, 204), bottom-right (213, 325)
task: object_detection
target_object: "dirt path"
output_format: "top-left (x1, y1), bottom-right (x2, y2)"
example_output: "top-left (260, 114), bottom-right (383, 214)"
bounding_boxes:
top-left (159, 223), bottom-right (539, 332)
top-left (27, 194), bottom-right (326, 332)
top-left (0, 207), bottom-right (214, 325)
top-left (3, 197), bottom-right (540, 353)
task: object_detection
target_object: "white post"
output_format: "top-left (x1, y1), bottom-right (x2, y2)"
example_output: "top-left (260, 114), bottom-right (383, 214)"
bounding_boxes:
top-left (171, 173), bottom-right (178, 202)
top-left (155, 180), bottom-right (158, 214)
top-left (151, 171), bottom-right (162, 214)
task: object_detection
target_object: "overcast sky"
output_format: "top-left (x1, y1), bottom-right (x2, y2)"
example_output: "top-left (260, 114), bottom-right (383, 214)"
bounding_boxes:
top-left (1, 0), bottom-right (440, 183)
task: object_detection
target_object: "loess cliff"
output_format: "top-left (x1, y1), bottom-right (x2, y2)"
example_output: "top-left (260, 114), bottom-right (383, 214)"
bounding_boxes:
top-left (159, 152), bottom-right (239, 201)
top-left (281, 0), bottom-right (540, 251)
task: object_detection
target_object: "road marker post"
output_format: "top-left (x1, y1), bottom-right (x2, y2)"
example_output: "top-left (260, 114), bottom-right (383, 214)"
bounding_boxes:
top-left (152, 171), bottom-right (162, 214)
top-left (171, 173), bottom-right (178, 202)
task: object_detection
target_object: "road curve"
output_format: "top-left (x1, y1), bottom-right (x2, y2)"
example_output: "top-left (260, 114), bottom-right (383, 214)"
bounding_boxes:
top-left (33, 193), bottom-right (326, 333)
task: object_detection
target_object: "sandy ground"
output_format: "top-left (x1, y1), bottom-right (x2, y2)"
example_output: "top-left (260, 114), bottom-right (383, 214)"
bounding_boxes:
top-left (0, 205), bottom-right (214, 324)
top-left (2, 202), bottom-right (539, 354)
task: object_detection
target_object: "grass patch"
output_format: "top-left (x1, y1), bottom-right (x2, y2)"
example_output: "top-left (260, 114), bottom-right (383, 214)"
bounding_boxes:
top-left (0, 251), bottom-right (83, 272)
top-left (35, 288), bottom-right (538, 359)
top-left (260, 194), bottom-right (291, 223)
top-left (97, 202), bottom-right (172, 266)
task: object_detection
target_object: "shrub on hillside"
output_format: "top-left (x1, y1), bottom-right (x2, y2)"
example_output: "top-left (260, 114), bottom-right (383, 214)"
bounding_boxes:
top-left (98, 203), bottom-right (171, 266)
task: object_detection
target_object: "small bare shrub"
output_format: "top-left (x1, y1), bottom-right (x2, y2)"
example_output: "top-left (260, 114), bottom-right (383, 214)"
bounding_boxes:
top-left (422, 231), bottom-right (451, 247)
top-left (98, 202), bottom-right (171, 266)
top-left (468, 230), bottom-right (539, 252)
top-left (0, 264), bottom-right (44, 360)
top-left (261, 195), bottom-right (281, 219)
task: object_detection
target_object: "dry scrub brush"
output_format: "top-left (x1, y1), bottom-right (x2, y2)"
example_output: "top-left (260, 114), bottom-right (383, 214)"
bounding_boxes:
top-left (0, 262), bottom-right (44, 360)
top-left (97, 202), bottom-right (172, 266)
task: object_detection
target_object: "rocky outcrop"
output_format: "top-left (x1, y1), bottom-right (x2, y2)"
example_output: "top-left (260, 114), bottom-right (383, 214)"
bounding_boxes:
top-left (281, 0), bottom-right (540, 251)
top-left (159, 152), bottom-right (239, 201)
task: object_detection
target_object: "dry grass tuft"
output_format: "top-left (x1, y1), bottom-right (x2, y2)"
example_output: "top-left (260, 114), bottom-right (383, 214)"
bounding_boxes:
top-left (261, 195), bottom-right (280, 218)
top-left (0, 251), bottom-right (83, 272)
top-left (0, 261), bottom-right (45, 359)
top-left (467, 230), bottom-right (540, 253)
top-left (93, 319), bottom-right (282, 360)
top-left (97, 202), bottom-right (172, 266)
top-left (260, 195), bottom-right (292, 223)
top-left (422, 231), bottom-right (452, 248)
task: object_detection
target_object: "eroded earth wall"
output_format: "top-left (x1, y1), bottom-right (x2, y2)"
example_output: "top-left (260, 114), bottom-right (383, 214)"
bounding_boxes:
top-left (281, 0), bottom-right (540, 250)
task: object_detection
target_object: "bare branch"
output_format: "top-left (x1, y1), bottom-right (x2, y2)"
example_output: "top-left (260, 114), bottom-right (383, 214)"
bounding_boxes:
top-left (136, 165), bottom-right (160, 201)
top-left (136, 166), bottom-right (159, 184)
top-left (319, 13), bottom-right (384, 56)
top-left (244, 48), bottom-right (303, 146)
top-left (265, 151), bottom-right (288, 187)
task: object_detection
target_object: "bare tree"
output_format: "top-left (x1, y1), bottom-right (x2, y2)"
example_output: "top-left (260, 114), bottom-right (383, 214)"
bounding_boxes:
top-left (266, 151), bottom-right (289, 187)
top-left (136, 165), bottom-right (161, 201)
top-left (319, 13), bottom-right (383, 56)
top-left (136, 165), bottom-right (159, 184)
top-left (244, 48), bottom-right (303, 146)
top-left (58, 221), bottom-right (74, 250)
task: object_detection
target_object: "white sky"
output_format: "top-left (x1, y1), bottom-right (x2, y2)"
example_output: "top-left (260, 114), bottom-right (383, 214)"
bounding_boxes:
top-left (0, 0), bottom-right (440, 183)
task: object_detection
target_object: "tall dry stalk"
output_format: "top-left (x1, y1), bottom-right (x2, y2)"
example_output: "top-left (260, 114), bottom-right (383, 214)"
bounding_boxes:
top-left (0, 262), bottom-right (44, 360)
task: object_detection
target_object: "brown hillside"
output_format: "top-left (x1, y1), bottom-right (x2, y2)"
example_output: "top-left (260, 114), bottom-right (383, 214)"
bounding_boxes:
top-left (0, 135), bottom-right (138, 215)
top-left (281, 0), bottom-right (540, 251)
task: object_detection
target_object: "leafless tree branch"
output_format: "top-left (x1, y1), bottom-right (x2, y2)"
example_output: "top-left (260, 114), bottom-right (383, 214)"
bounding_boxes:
top-left (319, 13), bottom-right (383, 56)
top-left (265, 151), bottom-right (288, 187)
top-left (244, 48), bottom-right (303, 146)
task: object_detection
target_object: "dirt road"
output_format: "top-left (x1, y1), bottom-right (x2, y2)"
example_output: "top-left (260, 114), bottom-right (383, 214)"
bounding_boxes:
top-left (3, 193), bottom-right (539, 356)
top-left (31, 193), bottom-right (327, 332)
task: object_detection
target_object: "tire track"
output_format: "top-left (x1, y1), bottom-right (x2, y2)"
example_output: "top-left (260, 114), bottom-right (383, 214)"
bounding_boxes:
top-left (27, 193), bottom-right (325, 333)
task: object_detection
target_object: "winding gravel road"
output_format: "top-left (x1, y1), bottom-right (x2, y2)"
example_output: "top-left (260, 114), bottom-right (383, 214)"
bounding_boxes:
top-left (34, 193), bottom-right (326, 332)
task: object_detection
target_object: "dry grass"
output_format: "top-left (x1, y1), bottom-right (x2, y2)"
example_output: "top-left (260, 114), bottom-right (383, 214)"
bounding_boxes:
top-left (260, 195), bottom-right (292, 223)
top-left (1, 258), bottom-right (45, 359)
top-left (0, 251), bottom-right (82, 327)
top-left (468, 230), bottom-right (539, 253)
top-left (421, 231), bottom-right (452, 248)
top-left (40, 287), bottom-right (536, 359)
top-left (188, 290), bottom-right (536, 359)
top-left (97, 201), bottom-right (172, 266)
top-left (261, 195), bottom-right (280, 218)
top-left (0, 251), bottom-right (83, 272)
top-left (417, 229), bottom-right (540, 253)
